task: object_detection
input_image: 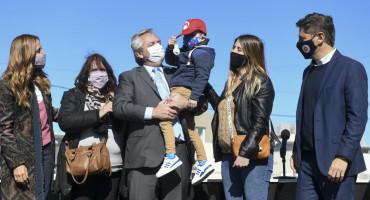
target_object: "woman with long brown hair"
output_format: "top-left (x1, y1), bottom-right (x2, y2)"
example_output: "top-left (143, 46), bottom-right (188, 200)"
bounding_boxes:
top-left (0, 34), bottom-right (58, 199)
top-left (206, 34), bottom-right (279, 199)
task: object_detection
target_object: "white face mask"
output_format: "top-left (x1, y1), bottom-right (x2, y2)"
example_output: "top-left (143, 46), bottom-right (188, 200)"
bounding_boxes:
top-left (147, 43), bottom-right (165, 63)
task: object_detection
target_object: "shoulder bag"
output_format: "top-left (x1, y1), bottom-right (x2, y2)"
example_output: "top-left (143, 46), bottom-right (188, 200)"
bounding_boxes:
top-left (65, 138), bottom-right (112, 184)
top-left (227, 96), bottom-right (270, 159)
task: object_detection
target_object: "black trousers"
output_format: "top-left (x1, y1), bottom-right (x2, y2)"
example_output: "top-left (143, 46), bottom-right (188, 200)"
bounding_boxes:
top-left (127, 143), bottom-right (191, 200)
top-left (71, 170), bottom-right (122, 200)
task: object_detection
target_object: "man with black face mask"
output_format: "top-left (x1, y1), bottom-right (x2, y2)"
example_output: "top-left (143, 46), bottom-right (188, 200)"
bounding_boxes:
top-left (290, 13), bottom-right (367, 200)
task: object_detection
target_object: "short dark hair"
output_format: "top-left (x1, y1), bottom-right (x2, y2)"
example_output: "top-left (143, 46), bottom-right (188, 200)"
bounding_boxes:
top-left (75, 53), bottom-right (117, 96)
top-left (296, 13), bottom-right (335, 46)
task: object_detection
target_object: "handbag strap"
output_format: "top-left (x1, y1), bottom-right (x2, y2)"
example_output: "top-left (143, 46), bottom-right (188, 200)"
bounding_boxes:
top-left (64, 139), bottom-right (96, 185)
top-left (268, 119), bottom-right (272, 134)
top-left (100, 137), bottom-right (112, 177)
top-left (65, 140), bottom-right (69, 150)
top-left (227, 96), bottom-right (235, 142)
top-left (66, 150), bottom-right (91, 185)
top-left (103, 165), bottom-right (113, 177)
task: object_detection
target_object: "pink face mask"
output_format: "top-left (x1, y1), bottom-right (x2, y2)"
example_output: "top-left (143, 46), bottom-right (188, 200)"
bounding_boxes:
top-left (89, 71), bottom-right (109, 89)
top-left (35, 54), bottom-right (46, 68)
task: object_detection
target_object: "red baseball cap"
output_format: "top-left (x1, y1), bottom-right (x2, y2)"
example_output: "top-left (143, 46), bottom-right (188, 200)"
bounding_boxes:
top-left (177, 19), bottom-right (207, 38)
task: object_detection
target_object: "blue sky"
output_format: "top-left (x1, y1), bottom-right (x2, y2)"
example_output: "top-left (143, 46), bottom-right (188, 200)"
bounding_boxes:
top-left (1, 0), bottom-right (369, 145)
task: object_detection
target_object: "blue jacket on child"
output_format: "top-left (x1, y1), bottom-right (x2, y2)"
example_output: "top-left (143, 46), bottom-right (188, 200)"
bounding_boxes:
top-left (165, 44), bottom-right (215, 101)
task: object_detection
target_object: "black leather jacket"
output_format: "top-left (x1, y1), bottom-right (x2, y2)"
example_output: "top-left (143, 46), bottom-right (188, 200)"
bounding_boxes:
top-left (205, 74), bottom-right (280, 161)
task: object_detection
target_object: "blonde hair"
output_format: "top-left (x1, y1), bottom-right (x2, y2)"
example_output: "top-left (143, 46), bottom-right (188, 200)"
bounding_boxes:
top-left (2, 34), bottom-right (50, 108)
top-left (226, 34), bottom-right (267, 98)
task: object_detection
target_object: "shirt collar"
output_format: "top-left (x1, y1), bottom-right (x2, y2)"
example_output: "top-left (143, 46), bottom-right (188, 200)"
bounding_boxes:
top-left (314, 48), bottom-right (336, 66)
top-left (143, 64), bottom-right (163, 75)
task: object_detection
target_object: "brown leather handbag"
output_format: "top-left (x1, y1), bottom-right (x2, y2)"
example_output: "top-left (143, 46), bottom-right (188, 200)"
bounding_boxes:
top-left (227, 96), bottom-right (271, 159)
top-left (65, 138), bottom-right (112, 184)
top-left (232, 134), bottom-right (270, 159)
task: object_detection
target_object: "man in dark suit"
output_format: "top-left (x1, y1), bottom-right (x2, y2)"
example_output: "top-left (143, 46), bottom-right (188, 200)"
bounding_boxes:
top-left (290, 13), bottom-right (367, 200)
top-left (113, 29), bottom-right (194, 200)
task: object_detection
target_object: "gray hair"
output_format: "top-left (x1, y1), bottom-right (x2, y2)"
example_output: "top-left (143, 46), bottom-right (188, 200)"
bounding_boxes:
top-left (131, 28), bottom-right (153, 66)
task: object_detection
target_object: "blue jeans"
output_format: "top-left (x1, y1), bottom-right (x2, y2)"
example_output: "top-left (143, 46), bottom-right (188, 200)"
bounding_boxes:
top-left (43, 142), bottom-right (53, 196)
top-left (221, 152), bottom-right (273, 200)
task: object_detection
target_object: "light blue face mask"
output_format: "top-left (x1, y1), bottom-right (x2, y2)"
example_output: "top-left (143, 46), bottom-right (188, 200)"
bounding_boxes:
top-left (183, 36), bottom-right (203, 48)
top-left (34, 54), bottom-right (46, 69)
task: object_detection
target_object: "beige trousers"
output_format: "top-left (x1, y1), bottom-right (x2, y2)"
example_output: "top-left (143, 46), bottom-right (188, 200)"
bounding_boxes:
top-left (159, 86), bottom-right (207, 161)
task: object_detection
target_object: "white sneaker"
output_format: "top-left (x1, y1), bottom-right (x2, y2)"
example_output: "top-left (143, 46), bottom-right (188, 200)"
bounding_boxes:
top-left (156, 155), bottom-right (183, 178)
top-left (191, 161), bottom-right (215, 185)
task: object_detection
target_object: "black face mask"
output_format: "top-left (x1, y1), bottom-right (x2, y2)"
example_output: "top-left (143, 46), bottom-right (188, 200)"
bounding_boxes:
top-left (230, 52), bottom-right (246, 69)
top-left (296, 35), bottom-right (319, 59)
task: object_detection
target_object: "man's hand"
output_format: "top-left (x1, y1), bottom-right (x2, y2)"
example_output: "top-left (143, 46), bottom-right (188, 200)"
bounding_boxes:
top-left (328, 158), bottom-right (348, 183)
top-left (233, 156), bottom-right (250, 168)
top-left (13, 165), bottom-right (29, 185)
top-left (168, 93), bottom-right (189, 111)
top-left (290, 152), bottom-right (299, 173)
top-left (152, 98), bottom-right (179, 120)
top-left (168, 36), bottom-right (176, 48)
top-left (188, 99), bottom-right (198, 108)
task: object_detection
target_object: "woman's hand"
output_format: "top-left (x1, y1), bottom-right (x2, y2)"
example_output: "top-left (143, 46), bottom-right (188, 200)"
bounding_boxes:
top-left (233, 156), bottom-right (250, 168)
top-left (13, 165), bottom-right (29, 185)
top-left (99, 102), bottom-right (113, 118)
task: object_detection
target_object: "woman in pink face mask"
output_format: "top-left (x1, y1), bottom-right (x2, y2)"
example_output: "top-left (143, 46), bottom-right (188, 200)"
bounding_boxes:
top-left (0, 34), bottom-right (59, 200)
top-left (55, 53), bottom-right (125, 200)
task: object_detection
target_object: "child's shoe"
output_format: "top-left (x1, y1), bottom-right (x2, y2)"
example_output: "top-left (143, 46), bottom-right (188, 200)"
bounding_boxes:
top-left (191, 160), bottom-right (215, 185)
top-left (156, 154), bottom-right (183, 178)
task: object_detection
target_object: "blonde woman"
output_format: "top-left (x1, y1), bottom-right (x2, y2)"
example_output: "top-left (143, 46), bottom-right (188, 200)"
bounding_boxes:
top-left (0, 34), bottom-right (58, 199)
top-left (205, 34), bottom-right (278, 199)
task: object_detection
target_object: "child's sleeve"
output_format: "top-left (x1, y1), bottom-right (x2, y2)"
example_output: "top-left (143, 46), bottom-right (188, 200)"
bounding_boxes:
top-left (165, 46), bottom-right (179, 66)
top-left (190, 50), bottom-right (214, 101)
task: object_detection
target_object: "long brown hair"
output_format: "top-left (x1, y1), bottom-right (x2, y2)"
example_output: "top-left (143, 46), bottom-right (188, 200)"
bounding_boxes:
top-left (2, 34), bottom-right (50, 108)
top-left (226, 34), bottom-right (267, 98)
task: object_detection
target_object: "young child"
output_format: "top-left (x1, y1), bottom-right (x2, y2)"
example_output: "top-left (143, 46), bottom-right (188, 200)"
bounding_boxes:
top-left (156, 19), bottom-right (215, 185)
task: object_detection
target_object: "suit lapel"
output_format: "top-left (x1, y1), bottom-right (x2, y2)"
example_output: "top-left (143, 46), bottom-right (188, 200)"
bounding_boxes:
top-left (316, 50), bottom-right (341, 101)
top-left (138, 66), bottom-right (161, 99)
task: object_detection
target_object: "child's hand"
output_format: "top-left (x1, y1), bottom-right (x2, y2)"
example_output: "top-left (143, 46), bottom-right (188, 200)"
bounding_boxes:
top-left (168, 36), bottom-right (176, 48)
top-left (188, 99), bottom-right (198, 108)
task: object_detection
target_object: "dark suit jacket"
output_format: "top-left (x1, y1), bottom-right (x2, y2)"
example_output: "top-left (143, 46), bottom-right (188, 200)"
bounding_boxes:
top-left (113, 65), bottom-right (195, 169)
top-left (294, 50), bottom-right (367, 176)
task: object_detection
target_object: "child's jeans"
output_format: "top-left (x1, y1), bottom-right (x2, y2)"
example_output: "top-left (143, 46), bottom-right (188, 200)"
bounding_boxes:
top-left (159, 86), bottom-right (207, 161)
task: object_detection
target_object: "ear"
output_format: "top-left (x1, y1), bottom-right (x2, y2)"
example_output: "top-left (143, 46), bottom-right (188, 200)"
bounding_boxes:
top-left (201, 35), bottom-right (206, 40)
top-left (316, 32), bottom-right (325, 44)
top-left (135, 51), bottom-right (144, 59)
